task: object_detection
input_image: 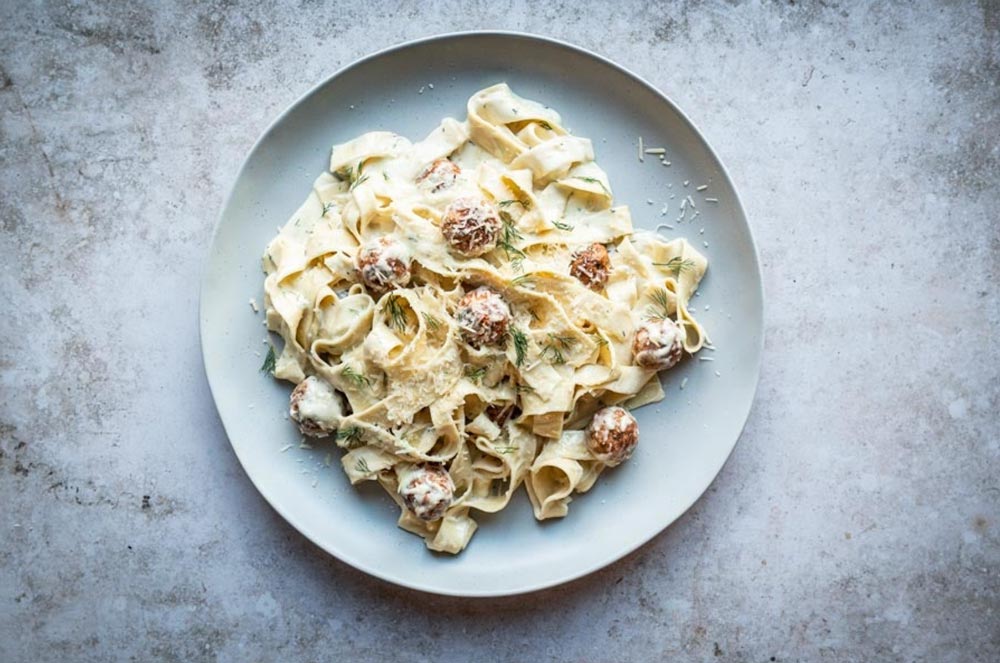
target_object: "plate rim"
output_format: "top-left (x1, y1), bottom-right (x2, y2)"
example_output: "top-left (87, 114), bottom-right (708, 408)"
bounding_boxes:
top-left (200, 29), bottom-right (765, 597)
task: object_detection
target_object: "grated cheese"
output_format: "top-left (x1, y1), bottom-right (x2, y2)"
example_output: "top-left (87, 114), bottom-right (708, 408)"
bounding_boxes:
top-left (644, 148), bottom-right (666, 155)
top-left (696, 185), bottom-right (708, 191)
top-left (680, 377), bottom-right (688, 390)
top-left (705, 197), bottom-right (719, 203)
top-left (638, 136), bottom-right (644, 162)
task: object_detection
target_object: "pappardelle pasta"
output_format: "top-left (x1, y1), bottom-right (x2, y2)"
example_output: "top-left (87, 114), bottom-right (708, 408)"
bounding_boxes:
top-left (262, 84), bottom-right (708, 553)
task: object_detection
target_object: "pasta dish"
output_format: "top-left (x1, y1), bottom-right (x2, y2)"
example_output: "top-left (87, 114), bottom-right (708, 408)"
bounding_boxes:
top-left (261, 84), bottom-right (708, 553)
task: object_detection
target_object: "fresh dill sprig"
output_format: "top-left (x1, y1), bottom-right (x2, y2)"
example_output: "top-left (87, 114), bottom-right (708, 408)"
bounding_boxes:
top-left (498, 198), bottom-right (531, 210)
top-left (382, 171), bottom-right (389, 181)
top-left (354, 457), bottom-right (371, 475)
top-left (421, 312), bottom-right (442, 331)
top-left (260, 345), bottom-right (276, 374)
top-left (320, 202), bottom-right (335, 217)
top-left (385, 294), bottom-right (407, 331)
top-left (494, 445), bottom-right (518, 455)
top-left (336, 426), bottom-right (364, 449)
top-left (341, 365), bottom-right (371, 389)
top-left (573, 176), bottom-right (612, 197)
top-left (588, 331), bottom-right (610, 347)
top-left (510, 273), bottom-right (534, 286)
top-left (510, 327), bottom-right (529, 367)
top-left (348, 160), bottom-right (369, 191)
top-left (497, 213), bottom-right (527, 271)
top-left (538, 120), bottom-right (553, 131)
top-left (464, 365), bottom-right (488, 383)
top-left (541, 333), bottom-right (576, 365)
top-left (499, 211), bottom-right (522, 238)
top-left (548, 333), bottom-right (576, 349)
top-left (551, 219), bottom-right (574, 231)
top-left (644, 288), bottom-right (672, 321)
top-left (653, 256), bottom-right (696, 277)
top-left (515, 383), bottom-right (535, 394)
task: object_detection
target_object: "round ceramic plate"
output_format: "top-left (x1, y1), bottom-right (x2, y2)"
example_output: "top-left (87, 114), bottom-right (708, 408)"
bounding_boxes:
top-left (201, 32), bottom-right (762, 597)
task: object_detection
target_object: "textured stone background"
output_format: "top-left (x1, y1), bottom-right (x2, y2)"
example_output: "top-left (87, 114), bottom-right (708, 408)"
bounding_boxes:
top-left (1, 1), bottom-right (998, 661)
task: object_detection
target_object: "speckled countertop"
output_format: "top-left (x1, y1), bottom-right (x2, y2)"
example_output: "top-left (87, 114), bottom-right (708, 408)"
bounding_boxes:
top-left (1, 2), bottom-right (997, 661)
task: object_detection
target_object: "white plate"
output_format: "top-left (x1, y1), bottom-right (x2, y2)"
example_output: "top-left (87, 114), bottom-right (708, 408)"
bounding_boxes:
top-left (200, 32), bottom-right (763, 597)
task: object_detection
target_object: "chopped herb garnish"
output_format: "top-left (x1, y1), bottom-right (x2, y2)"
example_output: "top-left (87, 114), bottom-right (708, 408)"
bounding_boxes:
top-left (510, 327), bottom-right (529, 367)
top-left (644, 288), bottom-right (672, 321)
top-left (541, 333), bottom-right (576, 365)
top-left (336, 426), bottom-right (364, 448)
top-left (321, 202), bottom-right (335, 217)
top-left (551, 219), bottom-right (574, 231)
top-left (510, 273), bottom-right (534, 286)
top-left (260, 345), bottom-right (277, 374)
top-left (421, 312), bottom-right (442, 331)
top-left (515, 383), bottom-right (535, 394)
top-left (464, 365), bottom-right (488, 383)
top-left (498, 198), bottom-right (531, 210)
top-left (573, 176), bottom-right (612, 197)
top-left (354, 457), bottom-right (371, 474)
top-left (385, 294), bottom-right (407, 331)
top-left (538, 120), bottom-right (553, 130)
top-left (382, 171), bottom-right (389, 181)
top-left (494, 446), bottom-right (518, 455)
top-left (498, 214), bottom-right (527, 271)
top-left (346, 160), bottom-right (369, 191)
top-left (653, 256), bottom-right (696, 276)
top-left (589, 332), bottom-right (610, 347)
top-left (341, 365), bottom-right (372, 389)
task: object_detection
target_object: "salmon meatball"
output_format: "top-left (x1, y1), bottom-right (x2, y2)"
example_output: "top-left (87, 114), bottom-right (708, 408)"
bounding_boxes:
top-left (416, 158), bottom-right (461, 193)
top-left (455, 287), bottom-right (510, 348)
top-left (586, 406), bottom-right (639, 467)
top-left (569, 243), bottom-right (611, 290)
top-left (289, 376), bottom-right (344, 438)
top-left (632, 318), bottom-right (685, 370)
top-left (356, 236), bottom-right (411, 294)
top-left (398, 464), bottom-right (455, 521)
top-left (441, 197), bottom-right (502, 257)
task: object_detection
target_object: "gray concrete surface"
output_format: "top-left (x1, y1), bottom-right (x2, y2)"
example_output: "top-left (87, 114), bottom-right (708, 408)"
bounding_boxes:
top-left (1, 1), bottom-right (998, 661)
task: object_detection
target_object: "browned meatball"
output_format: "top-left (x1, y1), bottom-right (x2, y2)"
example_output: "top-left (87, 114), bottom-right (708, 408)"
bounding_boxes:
top-left (632, 318), bottom-right (685, 370)
top-left (398, 464), bottom-right (455, 521)
top-left (569, 243), bottom-right (611, 291)
top-left (586, 406), bottom-right (639, 466)
top-left (455, 287), bottom-right (510, 347)
top-left (355, 236), bottom-right (411, 294)
top-left (441, 197), bottom-right (502, 257)
top-left (289, 376), bottom-right (344, 438)
top-left (416, 158), bottom-right (461, 193)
